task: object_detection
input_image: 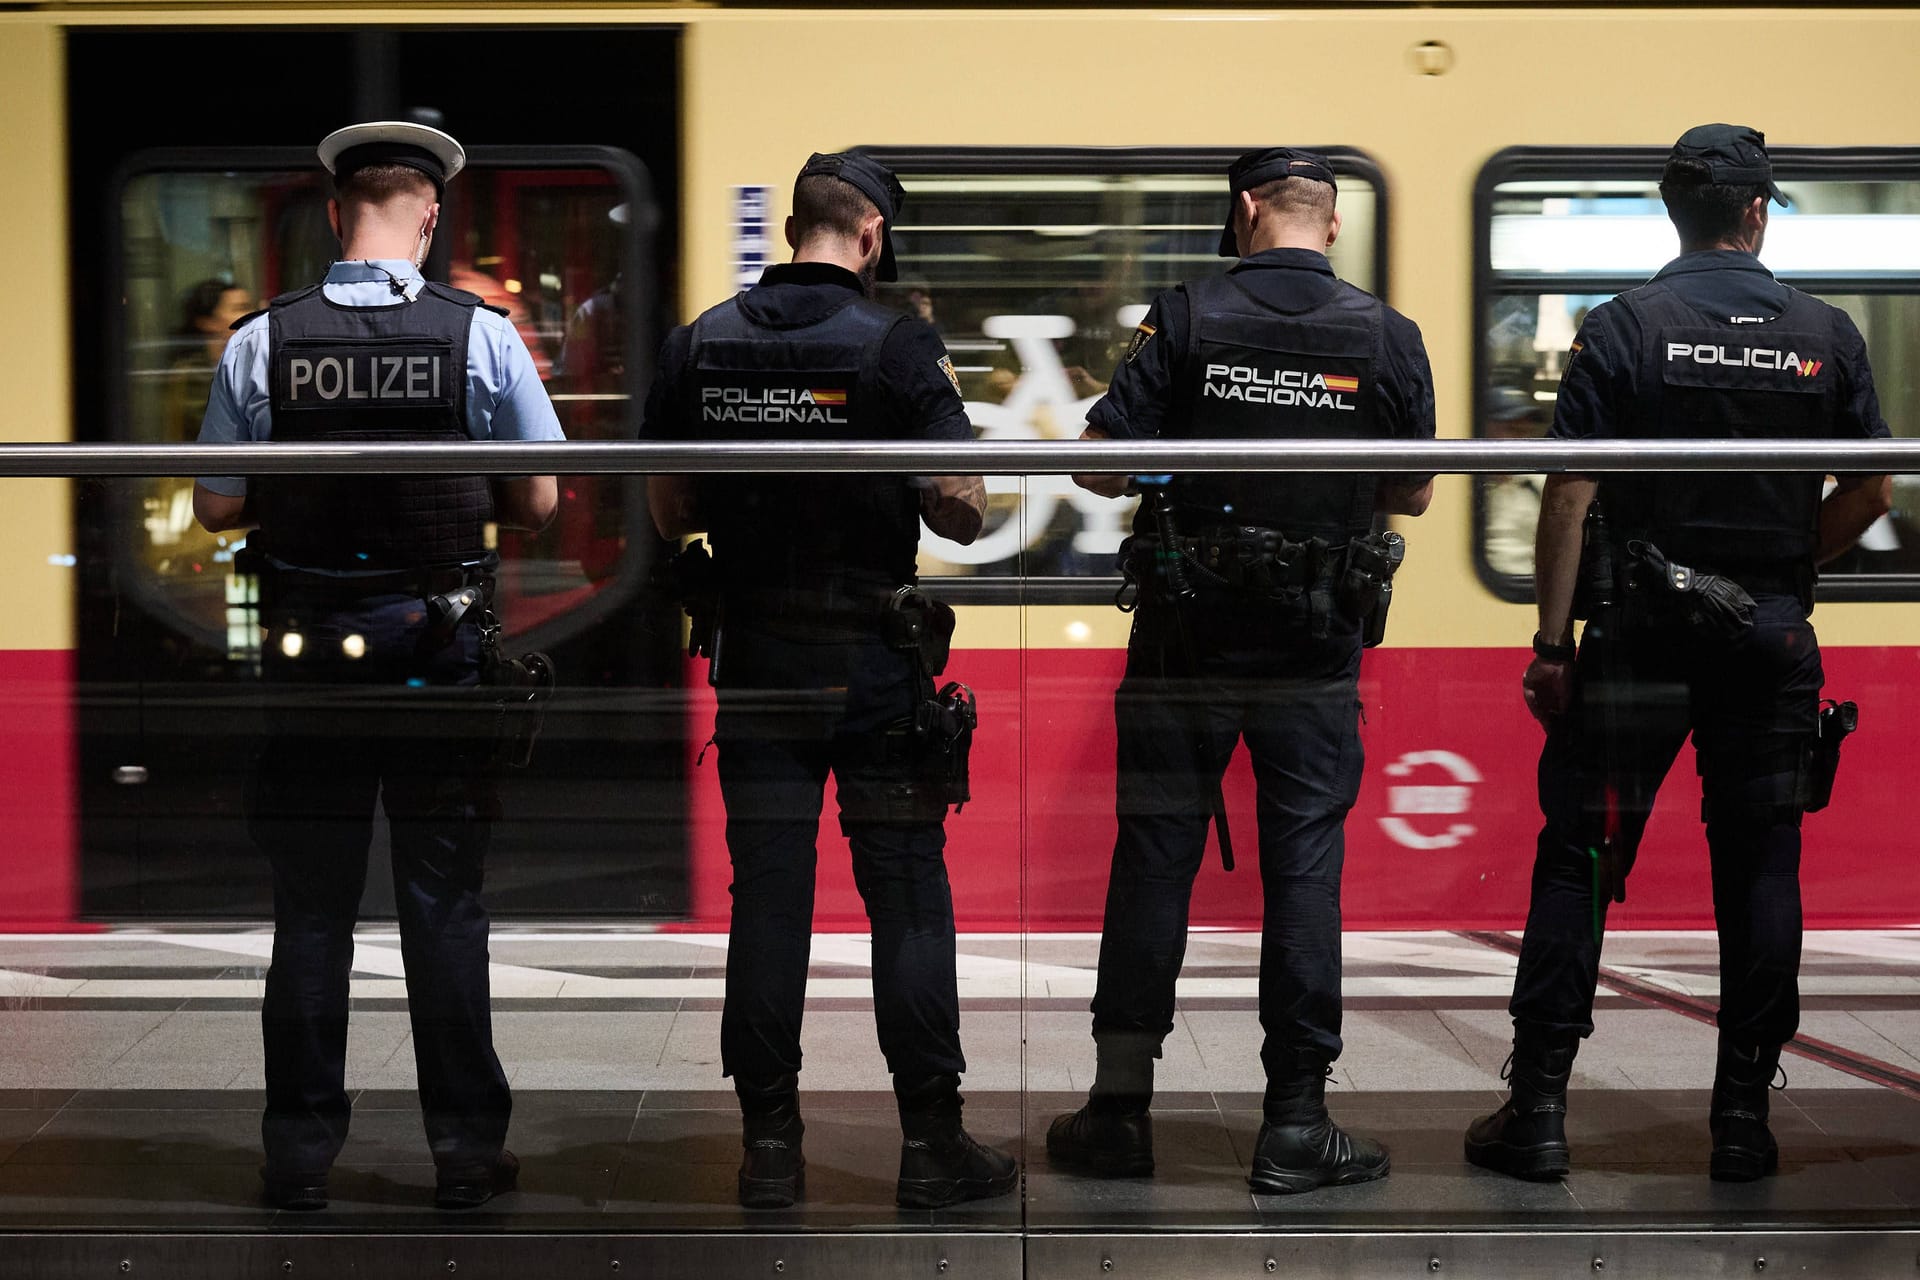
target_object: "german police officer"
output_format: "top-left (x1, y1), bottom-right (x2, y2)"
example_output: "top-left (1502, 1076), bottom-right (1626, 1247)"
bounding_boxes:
top-left (1052, 148), bottom-right (1436, 1193)
top-left (194, 121), bottom-right (563, 1211)
top-left (643, 152), bottom-right (1015, 1210)
top-left (1465, 125), bottom-right (1892, 1184)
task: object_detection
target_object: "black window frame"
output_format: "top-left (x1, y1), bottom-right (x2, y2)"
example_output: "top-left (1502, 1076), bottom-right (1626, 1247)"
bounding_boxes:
top-left (1471, 145), bottom-right (1920, 605)
top-left (105, 144), bottom-right (661, 653)
top-left (858, 145), bottom-right (1392, 605)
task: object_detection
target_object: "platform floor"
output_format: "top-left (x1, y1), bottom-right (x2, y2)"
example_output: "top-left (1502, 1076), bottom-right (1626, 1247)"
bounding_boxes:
top-left (1, 929), bottom-right (1917, 1257)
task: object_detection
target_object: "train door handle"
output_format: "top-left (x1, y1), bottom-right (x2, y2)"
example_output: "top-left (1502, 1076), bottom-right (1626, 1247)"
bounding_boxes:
top-left (111, 765), bottom-right (150, 786)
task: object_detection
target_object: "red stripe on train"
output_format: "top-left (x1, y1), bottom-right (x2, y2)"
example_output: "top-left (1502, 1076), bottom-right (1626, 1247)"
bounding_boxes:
top-left (0, 649), bottom-right (90, 931)
top-left (678, 645), bottom-right (1920, 934)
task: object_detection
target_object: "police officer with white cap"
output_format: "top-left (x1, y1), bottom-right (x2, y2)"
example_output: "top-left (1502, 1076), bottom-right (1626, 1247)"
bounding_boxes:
top-left (1465, 124), bottom-right (1893, 1185)
top-left (194, 120), bottom-right (563, 1211)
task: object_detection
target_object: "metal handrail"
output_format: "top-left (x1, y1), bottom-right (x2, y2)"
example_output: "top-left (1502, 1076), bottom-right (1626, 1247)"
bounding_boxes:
top-left (0, 439), bottom-right (1917, 477)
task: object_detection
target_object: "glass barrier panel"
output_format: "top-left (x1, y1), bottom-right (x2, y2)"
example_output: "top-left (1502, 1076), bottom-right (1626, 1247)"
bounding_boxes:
top-left (1477, 168), bottom-right (1920, 593)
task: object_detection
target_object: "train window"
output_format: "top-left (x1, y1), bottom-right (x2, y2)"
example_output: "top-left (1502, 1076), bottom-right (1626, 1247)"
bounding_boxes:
top-left (113, 147), bottom-right (657, 656)
top-left (861, 148), bottom-right (1388, 601)
top-left (1473, 148), bottom-right (1920, 601)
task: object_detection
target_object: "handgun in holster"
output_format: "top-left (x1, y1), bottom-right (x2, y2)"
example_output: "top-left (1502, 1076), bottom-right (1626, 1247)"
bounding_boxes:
top-left (883, 585), bottom-right (972, 813)
top-left (1339, 531), bottom-right (1406, 648)
top-left (1804, 698), bottom-right (1859, 814)
top-left (665, 538), bottom-right (725, 686)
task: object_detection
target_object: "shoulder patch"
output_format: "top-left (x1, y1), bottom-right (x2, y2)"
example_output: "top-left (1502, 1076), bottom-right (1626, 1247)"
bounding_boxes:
top-left (230, 308), bottom-right (267, 332)
top-left (478, 302), bottom-right (511, 317)
top-left (1124, 322), bottom-right (1157, 364)
top-left (937, 354), bottom-right (963, 397)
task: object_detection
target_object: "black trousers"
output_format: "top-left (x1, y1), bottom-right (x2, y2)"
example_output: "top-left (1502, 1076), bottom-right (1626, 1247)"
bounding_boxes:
top-left (1509, 593), bottom-right (1822, 1047)
top-left (1090, 596), bottom-right (1365, 1080)
top-left (252, 589), bottom-right (511, 1178)
top-left (713, 621), bottom-right (965, 1088)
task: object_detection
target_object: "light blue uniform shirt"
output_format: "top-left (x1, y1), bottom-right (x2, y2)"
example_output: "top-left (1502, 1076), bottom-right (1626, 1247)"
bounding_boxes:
top-left (196, 259), bottom-right (566, 496)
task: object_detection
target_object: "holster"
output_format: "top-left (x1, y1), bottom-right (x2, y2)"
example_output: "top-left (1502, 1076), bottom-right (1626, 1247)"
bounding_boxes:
top-left (1803, 698), bottom-right (1858, 814)
top-left (1337, 531), bottom-right (1406, 648)
top-left (879, 586), bottom-right (972, 815)
top-left (882, 585), bottom-right (956, 678)
top-left (666, 538), bottom-right (721, 662)
top-left (482, 640), bottom-right (557, 771)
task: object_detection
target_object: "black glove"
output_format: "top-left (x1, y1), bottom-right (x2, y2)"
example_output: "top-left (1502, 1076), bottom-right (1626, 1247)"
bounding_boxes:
top-left (1630, 541), bottom-right (1754, 642)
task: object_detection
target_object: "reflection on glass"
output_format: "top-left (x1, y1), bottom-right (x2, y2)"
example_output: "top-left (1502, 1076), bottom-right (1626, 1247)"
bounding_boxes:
top-left (880, 168), bottom-right (1379, 581)
top-left (118, 166), bottom-right (639, 650)
top-left (1478, 175), bottom-right (1920, 584)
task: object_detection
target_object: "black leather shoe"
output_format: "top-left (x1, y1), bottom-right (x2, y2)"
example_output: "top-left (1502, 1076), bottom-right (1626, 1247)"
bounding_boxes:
top-left (1710, 1038), bottom-right (1783, 1183)
top-left (1046, 1103), bottom-right (1154, 1177)
top-left (435, 1149), bottom-right (519, 1210)
top-left (261, 1167), bottom-right (328, 1212)
top-left (1249, 1071), bottom-right (1388, 1195)
top-left (1465, 1027), bottom-right (1579, 1182)
top-left (738, 1102), bottom-right (805, 1209)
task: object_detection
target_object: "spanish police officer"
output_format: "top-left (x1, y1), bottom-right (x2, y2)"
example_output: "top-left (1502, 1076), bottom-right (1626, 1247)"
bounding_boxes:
top-left (1465, 125), bottom-right (1893, 1184)
top-left (642, 152), bottom-right (1016, 1210)
top-left (1050, 148), bottom-right (1436, 1193)
top-left (193, 121), bottom-right (564, 1211)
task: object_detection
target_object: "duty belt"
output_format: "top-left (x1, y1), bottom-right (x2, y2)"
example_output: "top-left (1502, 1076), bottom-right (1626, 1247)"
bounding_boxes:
top-left (1173, 526), bottom-right (1341, 593)
top-left (257, 560), bottom-right (493, 602)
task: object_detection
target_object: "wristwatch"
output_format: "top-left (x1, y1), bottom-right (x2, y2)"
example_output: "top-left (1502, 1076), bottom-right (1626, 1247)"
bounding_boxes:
top-left (1531, 632), bottom-right (1577, 662)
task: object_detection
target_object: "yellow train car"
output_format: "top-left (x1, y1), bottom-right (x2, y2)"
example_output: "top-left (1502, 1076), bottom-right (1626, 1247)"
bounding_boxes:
top-left (1, 5), bottom-right (1915, 932)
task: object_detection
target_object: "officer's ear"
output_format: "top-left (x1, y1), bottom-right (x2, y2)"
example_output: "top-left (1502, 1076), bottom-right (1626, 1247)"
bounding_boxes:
top-left (1235, 191), bottom-right (1260, 256)
top-left (784, 214), bottom-right (800, 252)
top-left (1745, 194), bottom-right (1768, 247)
top-left (326, 198), bottom-right (342, 243)
top-left (857, 211), bottom-right (885, 264)
top-left (1325, 208), bottom-right (1343, 251)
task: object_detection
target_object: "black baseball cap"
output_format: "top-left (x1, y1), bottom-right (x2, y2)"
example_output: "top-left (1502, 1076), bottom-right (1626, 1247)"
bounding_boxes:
top-left (1663, 124), bottom-right (1789, 208)
top-left (797, 151), bottom-right (907, 282)
top-left (1219, 147), bottom-right (1339, 257)
top-left (318, 121), bottom-right (465, 198)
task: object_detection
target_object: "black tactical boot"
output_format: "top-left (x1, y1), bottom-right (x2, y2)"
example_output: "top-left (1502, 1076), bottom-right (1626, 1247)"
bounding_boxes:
top-left (736, 1075), bottom-right (805, 1209)
top-left (895, 1075), bottom-right (1019, 1209)
top-left (1047, 1033), bottom-right (1155, 1177)
top-left (1249, 1068), bottom-right (1390, 1194)
top-left (1465, 1026), bottom-right (1579, 1181)
top-left (1710, 1037), bottom-right (1783, 1183)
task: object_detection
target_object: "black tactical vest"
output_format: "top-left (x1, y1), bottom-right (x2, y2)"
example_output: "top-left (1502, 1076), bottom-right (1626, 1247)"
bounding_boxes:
top-left (254, 282), bottom-right (495, 572)
top-left (687, 291), bottom-right (918, 589)
top-left (1166, 272), bottom-right (1383, 541)
top-left (1603, 282), bottom-right (1846, 573)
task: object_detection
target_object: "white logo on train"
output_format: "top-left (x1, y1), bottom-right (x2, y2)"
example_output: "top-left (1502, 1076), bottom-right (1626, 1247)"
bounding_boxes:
top-left (1377, 750), bottom-right (1480, 850)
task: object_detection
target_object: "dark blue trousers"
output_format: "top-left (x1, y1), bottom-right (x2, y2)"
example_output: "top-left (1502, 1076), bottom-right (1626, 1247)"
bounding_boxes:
top-left (1090, 597), bottom-right (1365, 1081)
top-left (713, 621), bottom-right (965, 1088)
top-left (1510, 593), bottom-right (1822, 1047)
top-left (251, 589), bottom-right (511, 1178)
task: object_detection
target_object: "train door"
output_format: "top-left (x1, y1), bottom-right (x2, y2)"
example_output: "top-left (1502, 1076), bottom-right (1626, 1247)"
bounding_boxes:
top-left (71, 25), bottom-right (695, 921)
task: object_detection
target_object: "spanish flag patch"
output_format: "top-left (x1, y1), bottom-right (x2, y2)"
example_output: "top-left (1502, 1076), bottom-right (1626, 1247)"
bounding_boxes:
top-left (809, 389), bottom-right (848, 405)
top-left (1322, 374), bottom-right (1361, 393)
top-left (1124, 322), bottom-right (1156, 364)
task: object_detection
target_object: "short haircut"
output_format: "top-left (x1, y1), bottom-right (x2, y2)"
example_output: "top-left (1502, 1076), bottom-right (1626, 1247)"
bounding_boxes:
top-left (791, 173), bottom-right (878, 242)
top-left (1247, 175), bottom-right (1336, 223)
top-left (1660, 158), bottom-right (1765, 244)
top-left (335, 162), bottom-right (436, 206)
